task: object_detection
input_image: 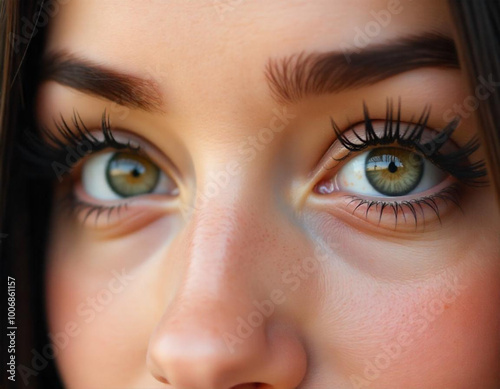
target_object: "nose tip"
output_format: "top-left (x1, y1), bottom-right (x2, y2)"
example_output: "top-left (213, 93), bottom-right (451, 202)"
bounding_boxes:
top-left (147, 316), bottom-right (307, 389)
top-left (148, 331), bottom-right (252, 386)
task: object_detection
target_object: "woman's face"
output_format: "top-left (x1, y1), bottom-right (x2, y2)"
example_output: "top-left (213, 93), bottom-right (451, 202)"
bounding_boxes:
top-left (37, 0), bottom-right (500, 388)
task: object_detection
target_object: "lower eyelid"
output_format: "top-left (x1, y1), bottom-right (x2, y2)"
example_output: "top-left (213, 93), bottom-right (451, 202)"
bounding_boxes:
top-left (73, 182), bottom-right (178, 207)
top-left (71, 202), bottom-right (170, 238)
top-left (308, 181), bottom-right (462, 232)
top-left (314, 174), bottom-right (457, 204)
top-left (61, 182), bottom-right (178, 228)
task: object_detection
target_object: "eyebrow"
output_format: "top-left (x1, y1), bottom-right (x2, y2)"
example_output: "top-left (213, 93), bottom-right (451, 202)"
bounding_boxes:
top-left (40, 52), bottom-right (164, 112)
top-left (265, 33), bottom-right (459, 104)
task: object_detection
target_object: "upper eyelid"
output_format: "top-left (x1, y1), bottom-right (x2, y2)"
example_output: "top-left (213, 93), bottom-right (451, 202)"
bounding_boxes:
top-left (307, 116), bottom-right (436, 182)
top-left (22, 110), bottom-right (183, 182)
top-left (308, 104), bottom-right (486, 187)
top-left (327, 119), bottom-right (458, 160)
top-left (74, 127), bottom-right (185, 191)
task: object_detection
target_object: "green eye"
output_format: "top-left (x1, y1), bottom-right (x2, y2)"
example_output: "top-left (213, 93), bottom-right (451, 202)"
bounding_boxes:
top-left (365, 147), bottom-right (424, 196)
top-left (106, 152), bottom-right (160, 197)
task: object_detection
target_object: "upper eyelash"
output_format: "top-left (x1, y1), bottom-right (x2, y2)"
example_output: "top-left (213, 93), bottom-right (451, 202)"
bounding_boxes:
top-left (330, 98), bottom-right (489, 186)
top-left (19, 110), bottom-right (139, 179)
top-left (21, 101), bottom-right (488, 189)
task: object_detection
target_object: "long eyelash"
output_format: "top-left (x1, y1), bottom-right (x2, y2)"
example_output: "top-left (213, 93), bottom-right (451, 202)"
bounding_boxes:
top-left (330, 98), bottom-right (488, 186)
top-left (19, 110), bottom-right (139, 179)
top-left (345, 185), bottom-right (462, 230)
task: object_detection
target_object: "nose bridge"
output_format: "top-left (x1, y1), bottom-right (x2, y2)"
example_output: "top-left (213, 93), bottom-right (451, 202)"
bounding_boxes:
top-left (169, 127), bottom-right (288, 308)
top-left (146, 187), bottom-right (308, 388)
top-left (181, 192), bottom-right (265, 297)
top-left (163, 157), bottom-right (284, 325)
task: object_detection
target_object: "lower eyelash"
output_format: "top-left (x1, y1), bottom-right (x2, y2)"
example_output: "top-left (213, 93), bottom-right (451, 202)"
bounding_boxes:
top-left (58, 192), bottom-right (129, 225)
top-left (343, 184), bottom-right (462, 229)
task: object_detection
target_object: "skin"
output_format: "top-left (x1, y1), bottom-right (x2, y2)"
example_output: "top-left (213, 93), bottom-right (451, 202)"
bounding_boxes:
top-left (35, 0), bottom-right (500, 388)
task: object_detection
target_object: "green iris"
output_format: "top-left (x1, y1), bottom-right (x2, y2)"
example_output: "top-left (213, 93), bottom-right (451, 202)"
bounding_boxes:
top-left (106, 152), bottom-right (160, 197)
top-left (365, 147), bottom-right (424, 196)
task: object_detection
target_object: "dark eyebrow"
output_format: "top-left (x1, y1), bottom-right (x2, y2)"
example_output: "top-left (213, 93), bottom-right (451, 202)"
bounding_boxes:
top-left (40, 51), bottom-right (164, 112)
top-left (265, 33), bottom-right (459, 104)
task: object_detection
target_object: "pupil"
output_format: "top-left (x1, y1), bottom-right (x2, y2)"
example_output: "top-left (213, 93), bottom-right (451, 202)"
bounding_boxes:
top-left (106, 152), bottom-right (161, 198)
top-left (388, 161), bottom-right (398, 173)
top-left (131, 168), bottom-right (141, 178)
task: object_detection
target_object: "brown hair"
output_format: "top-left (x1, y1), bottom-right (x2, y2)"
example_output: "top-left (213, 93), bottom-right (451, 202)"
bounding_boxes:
top-left (449, 0), bottom-right (500, 203)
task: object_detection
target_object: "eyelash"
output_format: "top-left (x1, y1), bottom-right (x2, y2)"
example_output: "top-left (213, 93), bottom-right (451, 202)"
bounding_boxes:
top-left (22, 101), bottom-right (488, 227)
top-left (342, 185), bottom-right (462, 228)
top-left (21, 110), bottom-right (140, 179)
top-left (331, 98), bottom-right (487, 185)
top-left (323, 98), bottom-right (488, 227)
top-left (20, 110), bottom-right (142, 222)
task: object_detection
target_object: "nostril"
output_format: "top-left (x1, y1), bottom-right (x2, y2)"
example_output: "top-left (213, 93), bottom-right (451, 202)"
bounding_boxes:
top-left (231, 383), bottom-right (262, 389)
top-left (151, 373), bottom-right (169, 385)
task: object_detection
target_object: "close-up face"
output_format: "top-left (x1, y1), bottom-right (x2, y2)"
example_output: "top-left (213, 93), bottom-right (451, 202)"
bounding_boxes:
top-left (34, 0), bottom-right (500, 388)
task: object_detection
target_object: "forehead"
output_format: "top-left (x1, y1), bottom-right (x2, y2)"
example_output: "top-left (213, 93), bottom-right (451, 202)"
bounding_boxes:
top-left (45, 0), bottom-right (452, 63)
top-left (43, 0), bottom-right (453, 117)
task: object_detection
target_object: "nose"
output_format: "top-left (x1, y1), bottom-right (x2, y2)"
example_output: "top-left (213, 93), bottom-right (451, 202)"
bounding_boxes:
top-left (146, 200), bottom-right (308, 389)
top-left (148, 315), bottom-right (307, 388)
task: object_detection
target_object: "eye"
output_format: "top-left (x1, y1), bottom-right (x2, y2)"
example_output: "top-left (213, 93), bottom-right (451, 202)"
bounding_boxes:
top-left (81, 151), bottom-right (179, 200)
top-left (321, 146), bottom-right (448, 197)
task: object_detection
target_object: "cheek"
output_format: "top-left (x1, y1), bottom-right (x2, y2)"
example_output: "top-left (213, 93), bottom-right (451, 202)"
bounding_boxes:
top-left (387, 274), bottom-right (500, 387)
top-left (405, 276), bottom-right (500, 385)
top-left (314, 262), bottom-right (500, 388)
top-left (44, 227), bottom-right (161, 387)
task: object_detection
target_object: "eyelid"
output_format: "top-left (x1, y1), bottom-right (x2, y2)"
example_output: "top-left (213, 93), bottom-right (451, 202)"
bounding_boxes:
top-left (95, 128), bottom-right (183, 185)
top-left (309, 121), bottom-right (459, 183)
top-left (67, 184), bottom-right (180, 234)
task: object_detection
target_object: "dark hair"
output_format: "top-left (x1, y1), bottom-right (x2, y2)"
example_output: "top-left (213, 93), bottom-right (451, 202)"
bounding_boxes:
top-left (1, 1), bottom-right (61, 388)
top-left (449, 0), bottom-right (500, 200)
top-left (1, 1), bottom-right (499, 388)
